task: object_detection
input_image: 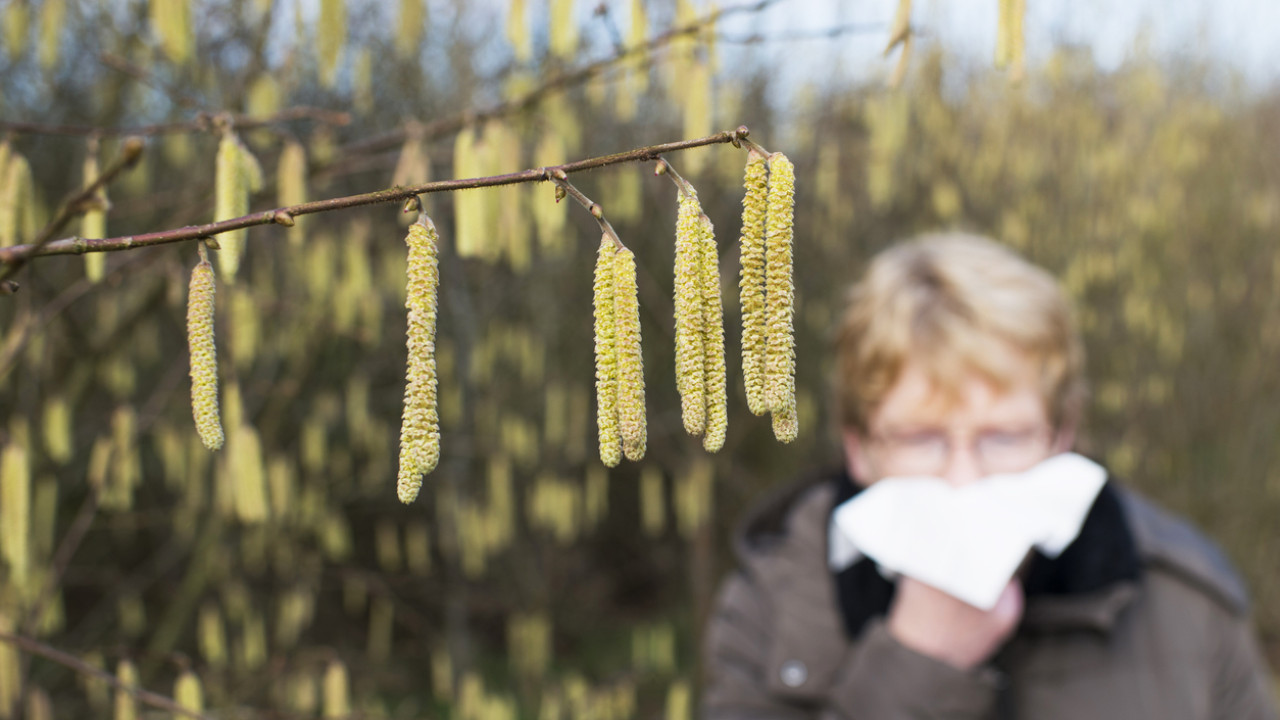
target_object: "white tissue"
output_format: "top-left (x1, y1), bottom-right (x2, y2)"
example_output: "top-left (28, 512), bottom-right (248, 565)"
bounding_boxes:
top-left (828, 453), bottom-right (1107, 610)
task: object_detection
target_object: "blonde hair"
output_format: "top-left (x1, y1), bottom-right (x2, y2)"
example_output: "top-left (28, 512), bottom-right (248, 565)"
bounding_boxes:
top-left (834, 233), bottom-right (1085, 432)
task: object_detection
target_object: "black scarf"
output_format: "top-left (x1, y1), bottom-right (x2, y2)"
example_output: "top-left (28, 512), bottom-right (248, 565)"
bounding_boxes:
top-left (830, 467), bottom-right (1142, 639)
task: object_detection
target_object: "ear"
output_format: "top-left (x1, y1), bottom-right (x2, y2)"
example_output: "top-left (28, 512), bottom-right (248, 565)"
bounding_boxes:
top-left (842, 429), bottom-right (876, 485)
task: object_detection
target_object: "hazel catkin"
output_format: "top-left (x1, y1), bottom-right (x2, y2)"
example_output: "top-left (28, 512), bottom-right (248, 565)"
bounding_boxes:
top-left (593, 238), bottom-right (621, 467)
top-left (213, 133), bottom-right (249, 282)
top-left (396, 217), bottom-right (442, 504)
top-left (738, 151), bottom-right (769, 416)
top-left (763, 152), bottom-right (796, 416)
top-left (613, 245), bottom-right (646, 461)
top-left (673, 190), bottom-right (706, 436)
top-left (187, 256), bottom-right (224, 450)
top-left (698, 214), bottom-right (727, 452)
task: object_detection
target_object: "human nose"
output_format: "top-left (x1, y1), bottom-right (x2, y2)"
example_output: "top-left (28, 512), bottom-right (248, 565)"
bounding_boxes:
top-left (941, 440), bottom-right (983, 488)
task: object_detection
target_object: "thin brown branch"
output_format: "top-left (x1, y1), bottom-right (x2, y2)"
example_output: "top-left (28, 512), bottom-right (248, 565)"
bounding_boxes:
top-left (0, 107), bottom-right (351, 138)
top-left (0, 127), bottom-right (752, 265)
top-left (337, 0), bottom-right (777, 158)
top-left (655, 156), bottom-right (698, 199)
top-left (0, 137), bottom-right (145, 282)
top-left (548, 170), bottom-right (624, 250)
top-left (716, 21), bottom-right (887, 44)
top-left (0, 631), bottom-right (215, 720)
top-left (99, 51), bottom-right (204, 110)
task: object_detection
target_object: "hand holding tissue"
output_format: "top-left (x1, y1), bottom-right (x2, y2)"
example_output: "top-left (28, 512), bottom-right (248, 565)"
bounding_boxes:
top-left (829, 453), bottom-right (1107, 611)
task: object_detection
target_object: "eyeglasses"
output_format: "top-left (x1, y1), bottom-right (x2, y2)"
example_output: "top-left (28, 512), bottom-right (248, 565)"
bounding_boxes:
top-left (868, 426), bottom-right (1054, 478)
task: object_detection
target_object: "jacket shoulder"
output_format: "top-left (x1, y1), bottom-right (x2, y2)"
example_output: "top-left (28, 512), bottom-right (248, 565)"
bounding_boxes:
top-left (1115, 485), bottom-right (1250, 615)
top-left (732, 473), bottom-right (838, 567)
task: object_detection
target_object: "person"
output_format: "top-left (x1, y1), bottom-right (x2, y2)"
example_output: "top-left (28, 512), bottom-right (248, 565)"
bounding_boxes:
top-left (701, 234), bottom-right (1278, 719)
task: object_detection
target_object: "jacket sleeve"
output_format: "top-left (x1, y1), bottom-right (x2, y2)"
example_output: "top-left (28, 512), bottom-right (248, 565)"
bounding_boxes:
top-left (1210, 612), bottom-right (1279, 720)
top-left (703, 570), bottom-right (1002, 720)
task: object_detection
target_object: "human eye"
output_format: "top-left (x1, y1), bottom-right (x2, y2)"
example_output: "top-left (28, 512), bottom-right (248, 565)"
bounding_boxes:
top-left (889, 430), bottom-right (947, 451)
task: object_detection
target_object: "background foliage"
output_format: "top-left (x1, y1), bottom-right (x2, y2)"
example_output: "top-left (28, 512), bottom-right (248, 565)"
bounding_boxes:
top-left (1, 0), bottom-right (1278, 717)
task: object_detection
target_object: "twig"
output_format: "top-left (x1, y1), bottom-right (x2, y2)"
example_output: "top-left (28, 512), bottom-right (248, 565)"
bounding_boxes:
top-left (0, 137), bottom-right (145, 282)
top-left (0, 107), bottom-right (351, 138)
top-left (655, 156), bottom-right (697, 199)
top-left (716, 22), bottom-right (887, 44)
top-left (0, 631), bottom-right (215, 720)
top-left (99, 51), bottom-right (203, 110)
top-left (547, 170), bottom-right (624, 249)
top-left (0, 127), bottom-right (751, 265)
top-left (337, 0), bottom-right (778, 158)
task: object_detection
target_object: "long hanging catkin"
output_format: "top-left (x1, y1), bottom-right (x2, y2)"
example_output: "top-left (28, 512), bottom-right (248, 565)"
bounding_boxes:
top-left (698, 214), bottom-right (728, 452)
top-left (763, 152), bottom-right (796, 418)
top-left (673, 190), bottom-right (706, 436)
top-left (593, 238), bottom-right (621, 467)
top-left (613, 245), bottom-right (646, 461)
top-left (738, 150), bottom-right (769, 416)
top-left (187, 253), bottom-right (224, 450)
top-left (213, 132), bottom-right (249, 282)
top-left (397, 217), bottom-right (441, 504)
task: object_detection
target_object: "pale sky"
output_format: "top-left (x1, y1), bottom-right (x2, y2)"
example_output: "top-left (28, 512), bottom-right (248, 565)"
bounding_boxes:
top-left (713, 0), bottom-right (1280, 89)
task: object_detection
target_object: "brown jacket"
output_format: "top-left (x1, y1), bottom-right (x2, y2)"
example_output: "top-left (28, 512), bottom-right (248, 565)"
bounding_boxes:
top-left (703, 476), bottom-right (1277, 719)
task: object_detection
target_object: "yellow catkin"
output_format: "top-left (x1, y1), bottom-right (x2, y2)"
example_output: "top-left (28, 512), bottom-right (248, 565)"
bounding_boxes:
top-left (323, 660), bottom-right (350, 719)
top-left (150, 0), bottom-right (193, 66)
top-left (0, 612), bottom-right (18, 714)
top-left (739, 151), bottom-right (769, 415)
top-left (666, 681), bottom-right (691, 720)
top-left (995, 0), bottom-right (1012, 68)
top-left (884, 0), bottom-right (911, 54)
top-left (549, 0), bottom-right (577, 59)
top-left (278, 140), bottom-right (308, 245)
top-left (318, 0), bottom-right (347, 88)
top-left (38, 0), bottom-right (64, 71)
top-left (353, 48), bottom-right (374, 115)
top-left (187, 257), bottom-right (224, 450)
top-left (681, 60), bottom-right (712, 175)
top-left (1, 151), bottom-right (34, 247)
top-left (397, 218), bottom-right (441, 504)
top-left (593, 239), bottom-right (621, 467)
top-left (233, 425), bottom-right (269, 523)
top-left (673, 191), bottom-right (706, 436)
top-left (114, 659), bottom-right (138, 720)
top-left (174, 670), bottom-right (204, 714)
top-left (506, 0), bottom-right (531, 62)
top-left (612, 246), bottom-right (646, 461)
top-left (639, 465), bottom-right (665, 537)
top-left (213, 133), bottom-right (249, 282)
top-left (764, 152), bottom-right (797, 416)
top-left (888, 33), bottom-right (913, 89)
top-left (397, 0), bottom-right (426, 59)
top-left (1, 440), bottom-right (30, 585)
top-left (42, 395), bottom-right (72, 464)
top-left (698, 214), bottom-right (728, 452)
top-left (452, 127), bottom-right (483, 259)
top-left (771, 401), bottom-right (799, 444)
top-left (82, 145), bottom-right (108, 282)
top-left (1010, 0), bottom-right (1026, 79)
top-left (4, 3), bottom-right (29, 61)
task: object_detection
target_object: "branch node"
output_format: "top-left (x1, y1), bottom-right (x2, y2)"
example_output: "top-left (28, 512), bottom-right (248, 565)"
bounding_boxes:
top-left (403, 196), bottom-right (423, 214)
top-left (272, 210), bottom-right (296, 227)
top-left (121, 136), bottom-right (146, 166)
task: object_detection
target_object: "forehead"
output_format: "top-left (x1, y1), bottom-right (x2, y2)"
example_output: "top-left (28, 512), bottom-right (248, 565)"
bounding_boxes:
top-left (871, 357), bottom-right (1048, 430)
